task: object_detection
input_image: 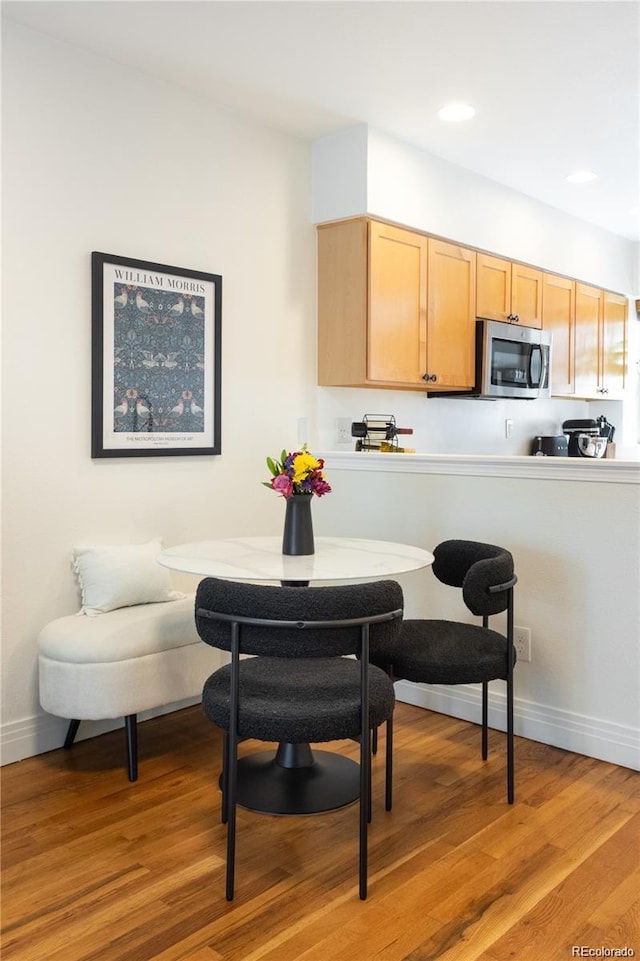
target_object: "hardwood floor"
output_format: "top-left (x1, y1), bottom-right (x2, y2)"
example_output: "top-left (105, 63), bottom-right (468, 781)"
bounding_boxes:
top-left (2, 703), bottom-right (638, 961)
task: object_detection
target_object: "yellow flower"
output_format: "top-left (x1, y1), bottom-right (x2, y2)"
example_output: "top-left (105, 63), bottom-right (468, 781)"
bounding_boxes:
top-left (292, 451), bottom-right (320, 484)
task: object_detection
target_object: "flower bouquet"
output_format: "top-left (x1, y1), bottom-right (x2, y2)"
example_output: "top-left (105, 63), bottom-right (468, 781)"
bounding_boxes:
top-left (264, 447), bottom-right (331, 499)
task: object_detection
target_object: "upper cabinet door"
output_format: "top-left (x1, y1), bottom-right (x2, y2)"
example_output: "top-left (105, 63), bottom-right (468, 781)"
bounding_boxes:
top-left (511, 264), bottom-right (543, 328)
top-left (602, 291), bottom-right (627, 399)
top-left (476, 253), bottom-right (511, 323)
top-left (368, 221), bottom-right (428, 385)
top-left (427, 239), bottom-right (476, 389)
top-left (542, 273), bottom-right (575, 396)
top-left (574, 285), bottom-right (627, 399)
top-left (575, 283), bottom-right (602, 397)
top-left (477, 255), bottom-right (542, 328)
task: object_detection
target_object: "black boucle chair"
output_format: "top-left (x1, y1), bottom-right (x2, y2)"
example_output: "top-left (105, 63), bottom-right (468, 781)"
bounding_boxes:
top-left (370, 540), bottom-right (518, 804)
top-left (195, 577), bottom-right (404, 900)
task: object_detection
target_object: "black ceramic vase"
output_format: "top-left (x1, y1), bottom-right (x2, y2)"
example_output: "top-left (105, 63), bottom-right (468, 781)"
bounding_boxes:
top-left (282, 494), bottom-right (315, 555)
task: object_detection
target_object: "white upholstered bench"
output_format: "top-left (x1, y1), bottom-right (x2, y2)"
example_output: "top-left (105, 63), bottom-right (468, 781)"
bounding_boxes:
top-left (38, 596), bottom-right (220, 780)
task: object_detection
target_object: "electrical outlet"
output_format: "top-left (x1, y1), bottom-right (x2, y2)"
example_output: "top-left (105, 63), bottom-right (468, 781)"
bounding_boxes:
top-left (335, 418), bottom-right (351, 446)
top-left (505, 418), bottom-right (514, 439)
top-left (514, 626), bottom-right (531, 662)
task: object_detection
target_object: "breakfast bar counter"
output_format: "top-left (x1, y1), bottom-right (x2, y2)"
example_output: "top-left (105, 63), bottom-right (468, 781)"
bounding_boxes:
top-left (317, 450), bottom-right (640, 484)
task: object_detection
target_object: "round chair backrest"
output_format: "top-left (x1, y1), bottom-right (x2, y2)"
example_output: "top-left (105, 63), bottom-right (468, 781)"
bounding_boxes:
top-left (432, 540), bottom-right (515, 617)
top-left (195, 578), bottom-right (404, 657)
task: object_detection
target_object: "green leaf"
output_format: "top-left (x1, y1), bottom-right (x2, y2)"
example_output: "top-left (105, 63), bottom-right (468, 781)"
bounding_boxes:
top-left (281, 449), bottom-right (288, 464)
top-left (266, 456), bottom-right (279, 476)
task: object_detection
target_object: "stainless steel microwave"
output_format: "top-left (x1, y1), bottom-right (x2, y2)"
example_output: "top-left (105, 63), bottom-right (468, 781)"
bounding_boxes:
top-left (427, 319), bottom-right (552, 399)
top-left (460, 319), bottom-right (551, 400)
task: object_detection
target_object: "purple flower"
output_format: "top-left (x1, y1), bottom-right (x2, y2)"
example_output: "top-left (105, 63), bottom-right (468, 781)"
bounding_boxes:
top-left (309, 476), bottom-right (332, 497)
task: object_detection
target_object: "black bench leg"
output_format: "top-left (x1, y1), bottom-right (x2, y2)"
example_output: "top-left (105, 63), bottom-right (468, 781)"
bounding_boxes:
top-left (125, 714), bottom-right (138, 782)
top-left (64, 719), bottom-right (81, 749)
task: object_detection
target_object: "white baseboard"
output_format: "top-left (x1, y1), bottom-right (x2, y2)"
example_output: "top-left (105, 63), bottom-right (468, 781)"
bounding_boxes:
top-left (395, 681), bottom-right (640, 772)
top-left (0, 697), bottom-right (202, 767)
top-left (3, 687), bottom-right (638, 773)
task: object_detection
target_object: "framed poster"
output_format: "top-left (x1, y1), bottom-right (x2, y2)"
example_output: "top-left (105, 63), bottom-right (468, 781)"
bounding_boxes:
top-left (91, 252), bottom-right (221, 457)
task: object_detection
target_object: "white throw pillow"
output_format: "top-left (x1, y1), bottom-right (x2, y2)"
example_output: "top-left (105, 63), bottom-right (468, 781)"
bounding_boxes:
top-left (72, 538), bottom-right (185, 615)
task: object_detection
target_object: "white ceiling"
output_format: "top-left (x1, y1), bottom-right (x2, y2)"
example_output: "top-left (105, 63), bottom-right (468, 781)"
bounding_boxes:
top-left (3, 0), bottom-right (639, 241)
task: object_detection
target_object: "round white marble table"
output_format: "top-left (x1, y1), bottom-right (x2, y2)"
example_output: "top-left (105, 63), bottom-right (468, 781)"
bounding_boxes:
top-left (159, 536), bottom-right (434, 815)
top-left (159, 535), bottom-right (434, 586)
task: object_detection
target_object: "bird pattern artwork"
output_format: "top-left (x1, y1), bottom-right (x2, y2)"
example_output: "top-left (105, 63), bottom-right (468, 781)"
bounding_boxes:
top-left (112, 283), bottom-right (207, 433)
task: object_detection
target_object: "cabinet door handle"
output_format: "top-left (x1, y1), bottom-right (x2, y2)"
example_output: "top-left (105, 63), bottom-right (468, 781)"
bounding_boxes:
top-left (507, 313), bottom-right (519, 323)
top-left (422, 373), bottom-right (437, 382)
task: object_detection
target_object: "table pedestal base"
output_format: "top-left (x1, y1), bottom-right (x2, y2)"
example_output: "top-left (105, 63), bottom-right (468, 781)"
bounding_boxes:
top-left (233, 744), bottom-right (360, 815)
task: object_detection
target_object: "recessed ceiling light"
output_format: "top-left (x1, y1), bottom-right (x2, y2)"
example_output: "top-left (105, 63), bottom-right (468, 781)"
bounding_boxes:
top-left (565, 170), bottom-right (598, 184)
top-left (437, 102), bottom-right (476, 123)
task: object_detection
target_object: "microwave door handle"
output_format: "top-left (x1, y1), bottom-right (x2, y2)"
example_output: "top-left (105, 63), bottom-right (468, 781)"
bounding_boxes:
top-left (529, 344), bottom-right (543, 389)
top-left (539, 345), bottom-right (549, 396)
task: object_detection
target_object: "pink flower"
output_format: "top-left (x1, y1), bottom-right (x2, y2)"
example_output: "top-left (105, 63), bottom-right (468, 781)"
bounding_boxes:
top-left (271, 474), bottom-right (294, 498)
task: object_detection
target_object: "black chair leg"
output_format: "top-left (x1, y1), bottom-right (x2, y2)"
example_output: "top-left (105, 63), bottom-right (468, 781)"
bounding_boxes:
top-left (359, 731), bottom-right (369, 900)
top-left (507, 675), bottom-right (515, 804)
top-left (481, 681), bottom-right (489, 760)
top-left (385, 713), bottom-right (393, 812)
top-left (220, 733), bottom-right (229, 824)
top-left (64, 719), bottom-right (81, 749)
top-left (125, 714), bottom-right (138, 782)
top-left (226, 732), bottom-right (238, 901)
top-left (371, 726), bottom-right (378, 756)
top-left (367, 738), bottom-right (373, 824)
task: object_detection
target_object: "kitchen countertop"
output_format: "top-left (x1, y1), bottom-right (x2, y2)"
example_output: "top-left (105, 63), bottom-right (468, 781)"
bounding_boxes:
top-left (318, 451), bottom-right (640, 484)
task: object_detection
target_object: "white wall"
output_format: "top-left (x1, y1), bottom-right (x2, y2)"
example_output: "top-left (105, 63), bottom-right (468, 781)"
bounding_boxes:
top-left (312, 126), bottom-right (640, 455)
top-left (311, 124), bottom-right (369, 224)
top-left (1, 22), bottom-right (317, 760)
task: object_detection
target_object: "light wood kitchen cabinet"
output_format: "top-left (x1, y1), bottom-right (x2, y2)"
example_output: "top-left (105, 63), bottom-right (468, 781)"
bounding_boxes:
top-left (477, 254), bottom-right (543, 328)
top-left (512, 263), bottom-right (544, 329)
top-left (367, 221), bottom-right (427, 385)
top-left (542, 272), bottom-right (575, 395)
top-left (317, 219), bottom-right (475, 391)
top-left (602, 291), bottom-right (628, 398)
top-left (426, 239), bottom-right (476, 389)
top-left (574, 283), bottom-right (600, 398)
top-left (317, 218), bottom-right (427, 388)
top-left (475, 253), bottom-right (511, 323)
top-left (575, 284), bottom-right (627, 399)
